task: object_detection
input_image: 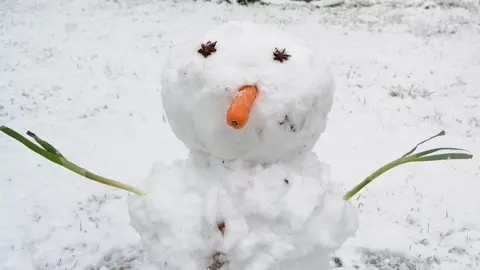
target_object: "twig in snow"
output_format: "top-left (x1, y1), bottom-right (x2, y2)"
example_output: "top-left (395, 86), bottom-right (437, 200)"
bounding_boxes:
top-left (71, 260), bottom-right (78, 269)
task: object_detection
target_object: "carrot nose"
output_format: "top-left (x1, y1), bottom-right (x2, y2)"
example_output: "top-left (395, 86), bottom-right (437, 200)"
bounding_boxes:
top-left (226, 85), bottom-right (258, 129)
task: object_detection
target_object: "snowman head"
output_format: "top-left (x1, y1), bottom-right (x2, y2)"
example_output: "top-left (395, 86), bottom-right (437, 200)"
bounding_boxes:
top-left (162, 21), bottom-right (335, 164)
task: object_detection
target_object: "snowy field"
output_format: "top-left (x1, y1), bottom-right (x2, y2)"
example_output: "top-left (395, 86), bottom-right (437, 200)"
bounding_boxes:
top-left (1, 0), bottom-right (480, 269)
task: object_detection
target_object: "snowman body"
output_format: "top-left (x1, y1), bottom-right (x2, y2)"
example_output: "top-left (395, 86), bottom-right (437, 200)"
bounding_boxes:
top-left (128, 21), bottom-right (359, 270)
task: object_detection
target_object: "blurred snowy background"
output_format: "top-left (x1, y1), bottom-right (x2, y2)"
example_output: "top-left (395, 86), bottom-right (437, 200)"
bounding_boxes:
top-left (0, 0), bottom-right (479, 269)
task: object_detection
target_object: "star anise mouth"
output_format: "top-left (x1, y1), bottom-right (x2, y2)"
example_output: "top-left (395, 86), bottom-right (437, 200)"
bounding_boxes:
top-left (273, 47), bottom-right (290, 63)
top-left (198, 41), bottom-right (218, 58)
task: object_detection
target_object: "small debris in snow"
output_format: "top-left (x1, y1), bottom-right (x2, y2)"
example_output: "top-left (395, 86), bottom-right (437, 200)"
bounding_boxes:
top-left (208, 252), bottom-right (228, 270)
top-left (198, 41), bottom-right (218, 58)
top-left (85, 245), bottom-right (147, 270)
top-left (273, 47), bottom-right (291, 62)
top-left (331, 256), bottom-right (343, 267)
top-left (217, 222), bottom-right (226, 235)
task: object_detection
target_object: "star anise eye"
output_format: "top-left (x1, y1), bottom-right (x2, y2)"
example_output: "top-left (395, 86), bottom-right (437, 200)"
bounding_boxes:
top-left (198, 41), bottom-right (217, 58)
top-left (273, 47), bottom-right (290, 63)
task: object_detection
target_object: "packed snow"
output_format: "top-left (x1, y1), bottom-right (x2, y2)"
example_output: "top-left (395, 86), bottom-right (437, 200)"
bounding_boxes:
top-left (129, 21), bottom-right (357, 269)
top-left (129, 154), bottom-right (358, 269)
top-left (162, 21), bottom-right (335, 163)
top-left (0, 0), bottom-right (479, 270)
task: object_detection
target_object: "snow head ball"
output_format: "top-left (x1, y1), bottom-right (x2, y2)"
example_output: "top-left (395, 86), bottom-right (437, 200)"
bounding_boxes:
top-left (162, 21), bottom-right (335, 164)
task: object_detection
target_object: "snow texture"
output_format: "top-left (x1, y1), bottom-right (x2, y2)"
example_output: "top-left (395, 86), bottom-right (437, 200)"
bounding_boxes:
top-left (162, 21), bottom-right (335, 164)
top-left (128, 153), bottom-right (358, 269)
top-left (1, 0), bottom-right (479, 269)
top-left (129, 21), bottom-right (357, 269)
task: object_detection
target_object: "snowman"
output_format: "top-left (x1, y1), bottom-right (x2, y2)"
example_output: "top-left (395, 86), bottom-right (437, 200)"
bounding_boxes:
top-left (0, 16), bottom-right (472, 270)
top-left (127, 21), bottom-right (359, 270)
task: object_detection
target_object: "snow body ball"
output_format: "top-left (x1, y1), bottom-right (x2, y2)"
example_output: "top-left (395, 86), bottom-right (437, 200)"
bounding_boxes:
top-left (128, 21), bottom-right (359, 270)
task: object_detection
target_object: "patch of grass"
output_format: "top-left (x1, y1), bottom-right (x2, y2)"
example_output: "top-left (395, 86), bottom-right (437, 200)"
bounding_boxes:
top-left (359, 248), bottom-right (436, 270)
top-left (385, 84), bottom-right (433, 99)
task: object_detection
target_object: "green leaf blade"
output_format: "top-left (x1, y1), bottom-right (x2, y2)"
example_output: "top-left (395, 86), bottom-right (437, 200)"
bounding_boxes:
top-left (1, 126), bottom-right (61, 164)
top-left (343, 130), bottom-right (474, 201)
top-left (413, 153), bottom-right (473, 162)
top-left (27, 131), bottom-right (63, 156)
top-left (401, 130), bottom-right (446, 158)
top-left (413, 147), bottom-right (472, 158)
top-left (1, 125), bottom-right (146, 196)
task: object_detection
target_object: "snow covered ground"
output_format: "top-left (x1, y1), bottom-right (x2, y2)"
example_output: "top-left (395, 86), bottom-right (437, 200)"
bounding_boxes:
top-left (0, 0), bottom-right (479, 269)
